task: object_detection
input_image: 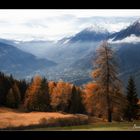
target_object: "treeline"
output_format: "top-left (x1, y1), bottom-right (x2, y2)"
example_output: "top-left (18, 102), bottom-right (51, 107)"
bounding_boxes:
top-left (0, 73), bottom-right (85, 114)
top-left (0, 41), bottom-right (140, 122)
top-left (0, 71), bottom-right (139, 122)
top-left (0, 72), bottom-right (28, 107)
top-left (24, 76), bottom-right (85, 114)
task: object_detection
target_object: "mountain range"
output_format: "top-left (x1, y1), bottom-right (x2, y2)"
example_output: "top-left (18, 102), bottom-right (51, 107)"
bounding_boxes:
top-left (109, 19), bottom-right (140, 41)
top-left (0, 19), bottom-right (140, 95)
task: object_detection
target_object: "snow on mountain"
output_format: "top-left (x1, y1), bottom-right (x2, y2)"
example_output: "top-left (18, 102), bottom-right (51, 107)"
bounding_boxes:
top-left (109, 19), bottom-right (140, 41)
top-left (68, 26), bottom-right (109, 43)
top-left (83, 25), bottom-right (108, 33)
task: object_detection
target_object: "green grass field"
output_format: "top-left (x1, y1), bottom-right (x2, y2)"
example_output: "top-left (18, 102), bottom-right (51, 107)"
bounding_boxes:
top-left (28, 121), bottom-right (140, 131)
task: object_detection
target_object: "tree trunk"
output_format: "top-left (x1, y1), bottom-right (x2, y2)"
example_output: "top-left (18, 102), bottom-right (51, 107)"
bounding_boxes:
top-left (108, 108), bottom-right (112, 122)
top-left (107, 93), bottom-right (112, 122)
top-left (105, 46), bottom-right (112, 122)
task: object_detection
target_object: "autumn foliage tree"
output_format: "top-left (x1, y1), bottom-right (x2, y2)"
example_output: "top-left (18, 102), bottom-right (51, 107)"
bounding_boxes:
top-left (24, 75), bottom-right (41, 111)
top-left (50, 80), bottom-right (72, 112)
top-left (82, 82), bottom-right (98, 115)
top-left (48, 81), bottom-right (57, 95)
top-left (92, 41), bottom-right (122, 122)
top-left (24, 75), bottom-right (49, 111)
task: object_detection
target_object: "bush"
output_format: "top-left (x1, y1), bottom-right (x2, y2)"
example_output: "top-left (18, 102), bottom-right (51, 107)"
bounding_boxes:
top-left (39, 116), bottom-right (88, 127)
top-left (39, 117), bottom-right (59, 127)
top-left (39, 117), bottom-right (48, 125)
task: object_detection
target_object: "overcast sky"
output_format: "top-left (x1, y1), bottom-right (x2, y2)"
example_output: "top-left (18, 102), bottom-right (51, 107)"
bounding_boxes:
top-left (0, 9), bottom-right (140, 41)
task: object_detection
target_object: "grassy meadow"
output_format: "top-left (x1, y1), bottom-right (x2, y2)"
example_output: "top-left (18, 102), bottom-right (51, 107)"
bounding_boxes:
top-left (0, 107), bottom-right (140, 131)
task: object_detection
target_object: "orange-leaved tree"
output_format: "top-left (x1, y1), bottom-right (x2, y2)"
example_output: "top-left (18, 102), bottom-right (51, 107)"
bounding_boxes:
top-left (91, 41), bottom-right (122, 122)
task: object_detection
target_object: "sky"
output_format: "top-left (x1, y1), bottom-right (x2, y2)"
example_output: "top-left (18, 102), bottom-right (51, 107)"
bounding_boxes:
top-left (0, 9), bottom-right (140, 41)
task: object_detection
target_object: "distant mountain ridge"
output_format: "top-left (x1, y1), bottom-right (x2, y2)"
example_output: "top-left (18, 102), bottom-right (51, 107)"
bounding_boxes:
top-left (109, 20), bottom-right (140, 41)
top-left (0, 42), bottom-right (56, 79)
top-left (69, 27), bottom-right (109, 43)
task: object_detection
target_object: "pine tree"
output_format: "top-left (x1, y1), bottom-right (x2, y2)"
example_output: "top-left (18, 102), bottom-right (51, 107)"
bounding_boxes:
top-left (18, 79), bottom-right (28, 102)
top-left (69, 86), bottom-right (85, 114)
top-left (76, 87), bottom-right (85, 114)
top-left (124, 76), bottom-right (139, 121)
top-left (6, 83), bottom-right (21, 108)
top-left (35, 78), bottom-right (50, 111)
top-left (0, 72), bottom-right (22, 106)
top-left (0, 72), bottom-right (12, 105)
top-left (6, 88), bottom-right (16, 108)
top-left (12, 83), bottom-right (21, 108)
top-left (69, 85), bottom-right (77, 113)
top-left (92, 41), bottom-right (121, 122)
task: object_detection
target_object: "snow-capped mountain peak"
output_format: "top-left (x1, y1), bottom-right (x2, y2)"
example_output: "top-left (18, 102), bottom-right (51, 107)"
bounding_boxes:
top-left (84, 25), bottom-right (108, 33)
top-left (67, 26), bottom-right (109, 43)
top-left (133, 18), bottom-right (140, 24)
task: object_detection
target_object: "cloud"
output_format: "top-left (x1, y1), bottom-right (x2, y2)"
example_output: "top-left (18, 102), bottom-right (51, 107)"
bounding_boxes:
top-left (0, 10), bottom-right (139, 41)
top-left (108, 34), bottom-right (140, 44)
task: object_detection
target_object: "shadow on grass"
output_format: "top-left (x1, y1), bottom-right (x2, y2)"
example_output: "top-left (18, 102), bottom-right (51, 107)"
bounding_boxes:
top-left (0, 117), bottom-right (89, 131)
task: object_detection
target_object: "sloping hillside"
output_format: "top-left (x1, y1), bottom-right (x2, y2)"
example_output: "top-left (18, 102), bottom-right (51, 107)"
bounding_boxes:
top-left (0, 42), bottom-right (56, 79)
